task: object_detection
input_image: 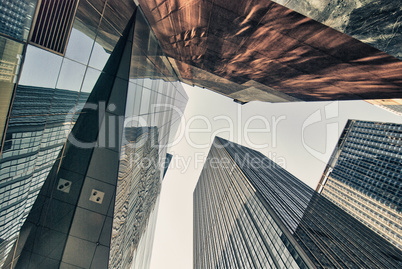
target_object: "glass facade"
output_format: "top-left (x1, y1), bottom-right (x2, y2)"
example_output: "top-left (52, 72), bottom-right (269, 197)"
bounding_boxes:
top-left (271, 0), bottom-right (402, 60)
top-left (0, 36), bottom-right (23, 153)
top-left (0, 0), bottom-right (37, 41)
top-left (0, 85), bottom-right (89, 265)
top-left (194, 139), bottom-right (312, 269)
top-left (0, 2), bottom-right (187, 268)
top-left (0, 0), bottom-right (37, 147)
top-left (138, 0), bottom-right (402, 103)
top-left (317, 120), bottom-right (402, 250)
top-left (194, 137), bottom-right (402, 268)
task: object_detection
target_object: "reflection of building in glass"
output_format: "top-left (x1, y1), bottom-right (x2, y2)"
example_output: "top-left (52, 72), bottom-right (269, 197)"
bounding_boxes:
top-left (110, 127), bottom-right (162, 268)
top-left (0, 0), bottom-right (399, 268)
top-left (316, 120), bottom-right (402, 250)
top-left (138, 0), bottom-right (402, 103)
top-left (0, 0), bottom-right (37, 41)
top-left (0, 3), bottom-right (187, 268)
top-left (194, 137), bottom-right (402, 268)
top-left (0, 85), bottom-right (89, 265)
top-left (0, 41), bottom-right (20, 83)
top-left (0, 36), bottom-right (23, 151)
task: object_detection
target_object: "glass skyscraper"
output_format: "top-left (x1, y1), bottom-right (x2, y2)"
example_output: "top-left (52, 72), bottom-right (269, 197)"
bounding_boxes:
top-left (316, 120), bottom-right (402, 250)
top-left (138, 0), bottom-right (402, 103)
top-left (0, 2), bottom-right (187, 268)
top-left (0, 86), bottom-right (89, 265)
top-left (0, 1), bottom-right (401, 268)
top-left (194, 137), bottom-right (402, 268)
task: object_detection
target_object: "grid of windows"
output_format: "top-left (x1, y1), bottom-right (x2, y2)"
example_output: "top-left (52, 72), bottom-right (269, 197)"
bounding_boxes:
top-left (0, 0), bottom-right (36, 41)
top-left (108, 10), bottom-right (188, 267)
top-left (194, 137), bottom-right (402, 268)
top-left (0, 0), bottom-right (139, 264)
top-left (0, 86), bottom-right (89, 265)
top-left (194, 138), bottom-right (313, 269)
top-left (323, 178), bottom-right (401, 247)
top-left (318, 120), bottom-right (402, 250)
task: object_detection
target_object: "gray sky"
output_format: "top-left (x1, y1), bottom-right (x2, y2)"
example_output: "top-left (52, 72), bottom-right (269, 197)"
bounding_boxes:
top-left (149, 83), bottom-right (402, 269)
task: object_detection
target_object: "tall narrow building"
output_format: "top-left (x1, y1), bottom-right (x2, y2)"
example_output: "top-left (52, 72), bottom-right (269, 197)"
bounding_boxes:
top-left (194, 137), bottom-right (402, 268)
top-left (316, 120), bottom-right (402, 250)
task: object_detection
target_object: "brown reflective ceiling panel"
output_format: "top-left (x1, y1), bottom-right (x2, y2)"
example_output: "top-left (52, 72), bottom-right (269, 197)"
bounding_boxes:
top-left (138, 0), bottom-right (402, 102)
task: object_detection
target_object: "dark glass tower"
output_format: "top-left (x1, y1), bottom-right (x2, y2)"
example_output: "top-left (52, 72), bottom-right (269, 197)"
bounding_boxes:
top-left (194, 137), bottom-right (402, 268)
top-left (0, 3), bottom-right (188, 268)
top-left (316, 120), bottom-right (402, 250)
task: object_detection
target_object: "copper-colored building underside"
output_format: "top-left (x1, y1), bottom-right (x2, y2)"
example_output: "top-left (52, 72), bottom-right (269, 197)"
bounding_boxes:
top-left (138, 0), bottom-right (402, 102)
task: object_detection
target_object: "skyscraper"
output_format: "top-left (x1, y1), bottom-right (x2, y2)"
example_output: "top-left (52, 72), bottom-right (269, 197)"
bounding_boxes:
top-left (0, 2), bottom-right (187, 268)
top-left (0, 1), bottom-right (400, 268)
top-left (138, 0), bottom-right (402, 103)
top-left (365, 99), bottom-right (402, 116)
top-left (316, 120), bottom-right (402, 250)
top-left (0, 86), bottom-right (90, 265)
top-left (194, 137), bottom-right (402, 268)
